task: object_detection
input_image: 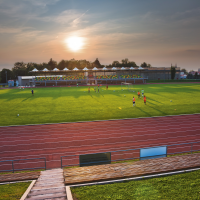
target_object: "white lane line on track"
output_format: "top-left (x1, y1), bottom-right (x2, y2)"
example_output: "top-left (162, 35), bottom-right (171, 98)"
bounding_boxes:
top-left (1, 134), bottom-right (200, 150)
top-left (1, 137), bottom-right (200, 156)
top-left (0, 127), bottom-right (198, 141)
top-left (1, 130), bottom-right (200, 148)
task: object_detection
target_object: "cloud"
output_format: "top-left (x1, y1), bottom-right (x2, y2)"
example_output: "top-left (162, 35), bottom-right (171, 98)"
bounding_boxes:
top-left (71, 10), bottom-right (89, 27)
top-left (0, 27), bottom-right (22, 34)
top-left (14, 30), bottom-right (46, 43)
top-left (23, 0), bottom-right (60, 7)
top-left (44, 9), bottom-right (89, 28)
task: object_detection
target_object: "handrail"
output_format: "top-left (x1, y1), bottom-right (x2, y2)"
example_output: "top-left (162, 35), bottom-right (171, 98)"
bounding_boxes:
top-left (0, 157), bottom-right (46, 173)
top-left (61, 141), bottom-right (200, 168)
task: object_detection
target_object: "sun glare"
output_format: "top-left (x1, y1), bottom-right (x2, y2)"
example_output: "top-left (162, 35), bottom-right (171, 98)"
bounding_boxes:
top-left (66, 36), bottom-right (84, 51)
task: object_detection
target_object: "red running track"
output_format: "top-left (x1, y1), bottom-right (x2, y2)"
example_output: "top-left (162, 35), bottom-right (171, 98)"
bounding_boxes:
top-left (0, 114), bottom-right (200, 170)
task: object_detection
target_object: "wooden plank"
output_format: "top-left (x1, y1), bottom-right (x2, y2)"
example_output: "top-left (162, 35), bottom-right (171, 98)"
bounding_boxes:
top-left (28, 187), bottom-right (66, 196)
top-left (20, 180), bottom-right (36, 200)
top-left (25, 192), bottom-right (67, 200)
top-left (66, 186), bottom-right (73, 200)
top-left (64, 153), bottom-right (200, 185)
top-left (25, 169), bottom-right (67, 199)
top-left (32, 185), bottom-right (65, 191)
top-left (0, 172), bottom-right (40, 183)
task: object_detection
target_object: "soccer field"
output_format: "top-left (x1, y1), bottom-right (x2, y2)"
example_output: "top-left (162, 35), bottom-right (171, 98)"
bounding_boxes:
top-left (0, 83), bottom-right (200, 126)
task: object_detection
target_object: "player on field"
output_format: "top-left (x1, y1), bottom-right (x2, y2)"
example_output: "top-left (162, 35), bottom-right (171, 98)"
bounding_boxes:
top-left (31, 89), bottom-right (34, 96)
top-left (106, 85), bottom-right (108, 90)
top-left (138, 91), bottom-right (140, 98)
top-left (141, 89), bottom-right (144, 97)
top-left (133, 96), bottom-right (136, 107)
top-left (88, 87), bottom-right (90, 93)
top-left (143, 95), bottom-right (146, 105)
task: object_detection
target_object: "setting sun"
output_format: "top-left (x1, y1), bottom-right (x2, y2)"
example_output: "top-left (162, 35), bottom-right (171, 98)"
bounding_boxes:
top-left (66, 36), bottom-right (84, 51)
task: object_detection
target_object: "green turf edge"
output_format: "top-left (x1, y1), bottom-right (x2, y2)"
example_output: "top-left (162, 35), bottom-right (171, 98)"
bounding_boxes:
top-left (146, 79), bottom-right (200, 83)
top-left (71, 168), bottom-right (200, 200)
top-left (0, 181), bottom-right (31, 200)
top-left (0, 169), bottom-right (43, 175)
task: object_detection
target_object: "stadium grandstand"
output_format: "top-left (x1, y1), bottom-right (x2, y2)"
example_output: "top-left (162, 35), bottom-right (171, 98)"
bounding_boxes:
top-left (18, 66), bottom-right (180, 86)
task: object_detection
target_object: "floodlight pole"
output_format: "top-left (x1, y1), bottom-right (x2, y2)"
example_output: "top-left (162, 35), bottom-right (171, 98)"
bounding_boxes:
top-left (5, 71), bottom-right (7, 84)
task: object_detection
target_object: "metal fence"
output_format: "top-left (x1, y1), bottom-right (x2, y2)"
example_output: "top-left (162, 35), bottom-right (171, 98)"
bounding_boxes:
top-left (61, 141), bottom-right (200, 168)
top-left (0, 157), bottom-right (46, 173)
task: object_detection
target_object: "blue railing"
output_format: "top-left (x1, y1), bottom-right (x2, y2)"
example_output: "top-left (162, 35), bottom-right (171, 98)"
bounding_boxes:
top-left (0, 157), bottom-right (46, 173)
top-left (61, 141), bottom-right (200, 168)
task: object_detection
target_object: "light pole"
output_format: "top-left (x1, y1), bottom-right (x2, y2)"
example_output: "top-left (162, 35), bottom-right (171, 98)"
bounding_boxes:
top-left (5, 71), bottom-right (7, 84)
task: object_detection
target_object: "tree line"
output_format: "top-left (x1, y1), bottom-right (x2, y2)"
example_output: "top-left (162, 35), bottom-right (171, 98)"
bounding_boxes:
top-left (0, 58), bottom-right (152, 83)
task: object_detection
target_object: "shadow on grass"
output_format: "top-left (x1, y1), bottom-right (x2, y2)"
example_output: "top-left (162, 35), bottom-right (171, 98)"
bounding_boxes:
top-left (136, 107), bottom-right (152, 117)
top-left (148, 105), bottom-right (168, 115)
top-left (21, 96), bottom-right (31, 102)
top-left (147, 97), bottom-right (164, 105)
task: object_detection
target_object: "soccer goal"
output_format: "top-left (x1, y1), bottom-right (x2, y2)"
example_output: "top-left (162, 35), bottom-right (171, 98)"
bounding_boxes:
top-left (121, 82), bottom-right (134, 92)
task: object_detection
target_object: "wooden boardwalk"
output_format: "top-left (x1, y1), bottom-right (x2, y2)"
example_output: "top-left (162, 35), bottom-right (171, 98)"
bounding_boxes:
top-left (64, 153), bottom-right (200, 185)
top-left (26, 168), bottom-right (67, 200)
top-left (0, 171), bottom-right (40, 183)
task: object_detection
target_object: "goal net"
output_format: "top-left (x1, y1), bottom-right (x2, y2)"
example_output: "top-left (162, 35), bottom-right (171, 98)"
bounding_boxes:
top-left (121, 82), bottom-right (134, 92)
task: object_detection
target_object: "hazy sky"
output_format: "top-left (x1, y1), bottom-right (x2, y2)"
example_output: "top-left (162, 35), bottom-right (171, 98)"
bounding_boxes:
top-left (0, 0), bottom-right (200, 71)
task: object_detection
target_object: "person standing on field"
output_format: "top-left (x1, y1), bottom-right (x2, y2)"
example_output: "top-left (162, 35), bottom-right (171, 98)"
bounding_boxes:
top-left (144, 95), bottom-right (146, 105)
top-left (141, 89), bottom-right (144, 97)
top-left (31, 89), bottom-right (34, 96)
top-left (88, 87), bottom-right (90, 93)
top-left (133, 96), bottom-right (136, 107)
top-left (138, 91), bottom-right (140, 98)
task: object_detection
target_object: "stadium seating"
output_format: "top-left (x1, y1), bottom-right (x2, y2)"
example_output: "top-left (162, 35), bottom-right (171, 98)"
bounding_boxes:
top-left (62, 76), bottom-right (87, 80)
top-left (35, 77), bottom-right (60, 81)
top-left (95, 75), bottom-right (119, 79)
top-left (120, 75), bottom-right (142, 79)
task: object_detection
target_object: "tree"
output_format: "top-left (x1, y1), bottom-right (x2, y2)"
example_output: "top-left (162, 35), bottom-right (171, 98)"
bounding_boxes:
top-left (0, 68), bottom-right (14, 83)
top-left (26, 63), bottom-right (35, 75)
top-left (47, 58), bottom-right (57, 70)
top-left (187, 73), bottom-right (193, 79)
top-left (112, 61), bottom-right (120, 67)
top-left (171, 66), bottom-right (176, 80)
top-left (147, 64), bottom-right (152, 68)
top-left (93, 58), bottom-right (101, 68)
top-left (194, 72), bottom-right (198, 79)
top-left (57, 60), bottom-right (66, 70)
top-left (12, 62), bottom-right (28, 78)
top-left (129, 61), bottom-right (138, 68)
top-left (181, 68), bottom-right (188, 74)
top-left (141, 62), bottom-right (148, 68)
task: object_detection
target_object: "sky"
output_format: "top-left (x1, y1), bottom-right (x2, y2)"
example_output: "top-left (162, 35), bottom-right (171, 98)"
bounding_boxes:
top-left (0, 0), bottom-right (200, 71)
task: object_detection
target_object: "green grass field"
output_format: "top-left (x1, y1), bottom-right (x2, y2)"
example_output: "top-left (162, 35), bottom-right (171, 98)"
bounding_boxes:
top-left (71, 169), bottom-right (200, 200)
top-left (0, 182), bottom-right (31, 200)
top-left (0, 83), bottom-right (200, 126)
